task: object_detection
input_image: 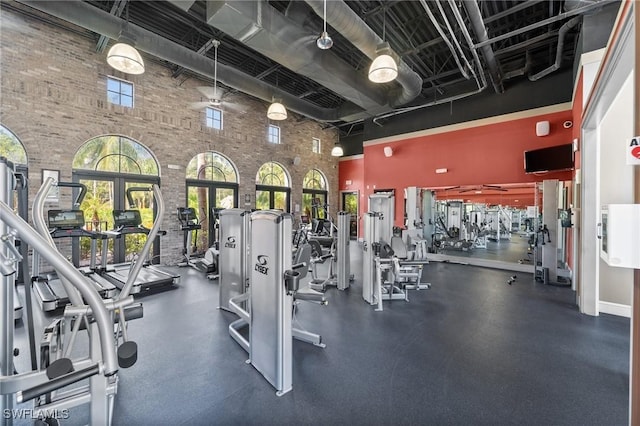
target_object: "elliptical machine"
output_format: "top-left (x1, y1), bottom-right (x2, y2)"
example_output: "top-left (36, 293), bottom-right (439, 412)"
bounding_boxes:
top-left (177, 207), bottom-right (218, 279)
top-left (0, 160), bottom-right (140, 425)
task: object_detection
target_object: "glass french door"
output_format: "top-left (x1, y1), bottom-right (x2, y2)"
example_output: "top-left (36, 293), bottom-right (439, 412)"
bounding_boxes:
top-left (186, 181), bottom-right (238, 253)
top-left (341, 191), bottom-right (358, 238)
top-left (72, 172), bottom-right (159, 266)
top-left (255, 185), bottom-right (290, 212)
top-left (302, 190), bottom-right (327, 219)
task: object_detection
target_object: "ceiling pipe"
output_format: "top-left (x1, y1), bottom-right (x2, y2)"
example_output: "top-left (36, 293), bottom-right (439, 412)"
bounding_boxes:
top-left (460, 0), bottom-right (505, 93)
top-left (371, 81), bottom-right (486, 127)
top-left (503, 51), bottom-right (532, 80)
top-left (205, 1), bottom-right (388, 113)
top-left (418, 0), bottom-right (471, 81)
top-left (303, 0), bottom-right (422, 108)
top-left (446, 2), bottom-right (488, 90)
top-left (372, 0), bottom-right (490, 126)
top-left (433, 1), bottom-right (477, 83)
top-left (474, 0), bottom-right (615, 49)
top-left (529, 16), bottom-right (581, 81)
top-left (16, 0), bottom-right (365, 123)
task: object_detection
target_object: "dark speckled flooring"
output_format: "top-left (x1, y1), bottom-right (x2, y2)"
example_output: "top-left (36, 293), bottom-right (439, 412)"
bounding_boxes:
top-left (13, 243), bottom-right (629, 425)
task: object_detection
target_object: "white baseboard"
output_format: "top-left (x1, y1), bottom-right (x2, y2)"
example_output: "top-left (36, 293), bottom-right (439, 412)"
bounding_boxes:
top-left (598, 301), bottom-right (631, 318)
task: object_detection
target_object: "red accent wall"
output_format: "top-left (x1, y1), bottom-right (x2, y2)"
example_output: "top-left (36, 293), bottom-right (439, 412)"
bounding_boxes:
top-left (362, 111), bottom-right (574, 228)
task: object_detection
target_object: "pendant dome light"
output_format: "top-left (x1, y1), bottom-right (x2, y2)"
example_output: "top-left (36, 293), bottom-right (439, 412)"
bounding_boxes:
top-left (106, 3), bottom-right (145, 75)
top-left (107, 41), bottom-right (145, 74)
top-left (267, 70), bottom-right (287, 120)
top-left (368, 43), bottom-right (397, 83)
top-left (267, 99), bottom-right (288, 120)
top-left (316, 0), bottom-right (333, 50)
top-left (368, 6), bottom-right (397, 83)
top-left (331, 144), bottom-right (344, 157)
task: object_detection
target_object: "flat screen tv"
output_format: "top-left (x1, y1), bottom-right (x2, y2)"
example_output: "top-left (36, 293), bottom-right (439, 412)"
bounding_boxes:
top-left (524, 143), bottom-right (574, 173)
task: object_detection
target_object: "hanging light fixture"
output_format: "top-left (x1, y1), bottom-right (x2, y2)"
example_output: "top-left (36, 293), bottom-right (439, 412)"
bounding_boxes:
top-left (267, 69), bottom-right (287, 120)
top-left (107, 3), bottom-right (144, 74)
top-left (368, 6), bottom-right (397, 83)
top-left (316, 0), bottom-right (333, 50)
top-left (107, 40), bottom-right (145, 74)
top-left (267, 98), bottom-right (287, 120)
top-left (331, 144), bottom-right (344, 157)
top-left (369, 42), bottom-right (397, 83)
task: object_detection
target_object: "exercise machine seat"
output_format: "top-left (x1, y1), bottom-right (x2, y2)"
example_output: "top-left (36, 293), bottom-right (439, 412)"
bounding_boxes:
top-left (390, 236), bottom-right (424, 283)
top-left (292, 243), bottom-right (327, 304)
top-left (390, 236), bottom-right (409, 260)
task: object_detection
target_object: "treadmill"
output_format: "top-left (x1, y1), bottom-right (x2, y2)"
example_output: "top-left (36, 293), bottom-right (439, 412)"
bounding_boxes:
top-left (177, 207), bottom-right (217, 276)
top-left (32, 209), bottom-right (117, 312)
top-left (102, 202), bottom-right (179, 295)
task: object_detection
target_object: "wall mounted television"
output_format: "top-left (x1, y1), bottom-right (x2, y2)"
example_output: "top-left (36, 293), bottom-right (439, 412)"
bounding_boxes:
top-left (524, 143), bottom-right (574, 173)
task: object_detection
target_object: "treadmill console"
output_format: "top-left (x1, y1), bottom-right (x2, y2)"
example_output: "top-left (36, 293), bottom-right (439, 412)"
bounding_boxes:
top-left (177, 207), bottom-right (200, 231)
top-left (113, 210), bottom-right (142, 228)
top-left (48, 210), bottom-right (85, 230)
top-left (177, 207), bottom-right (198, 223)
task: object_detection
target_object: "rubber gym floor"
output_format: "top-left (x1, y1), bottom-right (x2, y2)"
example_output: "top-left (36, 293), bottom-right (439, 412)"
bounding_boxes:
top-left (13, 243), bottom-right (629, 425)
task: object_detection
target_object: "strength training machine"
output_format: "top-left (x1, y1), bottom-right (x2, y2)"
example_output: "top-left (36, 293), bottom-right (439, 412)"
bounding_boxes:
top-left (363, 193), bottom-right (430, 311)
top-left (226, 210), bottom-right (326, 396)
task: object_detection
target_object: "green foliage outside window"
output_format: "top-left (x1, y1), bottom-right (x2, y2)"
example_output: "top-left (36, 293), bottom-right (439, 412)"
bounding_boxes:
top-left (0, 125), bottom-right (27, 165)
top-left (73, 135), bottom-right (158, 175)
top-left (74, 136), bottom-right (159, 264)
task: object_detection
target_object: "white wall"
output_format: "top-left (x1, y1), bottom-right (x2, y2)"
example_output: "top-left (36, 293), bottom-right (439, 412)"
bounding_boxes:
top-left (597, 71), bottom-right (635, 307)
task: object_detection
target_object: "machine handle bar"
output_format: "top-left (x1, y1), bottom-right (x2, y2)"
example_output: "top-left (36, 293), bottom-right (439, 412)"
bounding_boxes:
top-left (125, 186), bottom-right (152, 209)
top-left (16, 363), bottom-right (101, 403)
top-left (57, 181), bottom-right (88, 208)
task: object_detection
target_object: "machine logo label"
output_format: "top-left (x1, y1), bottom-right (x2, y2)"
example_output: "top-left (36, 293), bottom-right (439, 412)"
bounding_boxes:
top-left (255, 255), bottom-right (269, 275)
top-left (628, 137), bottom-right (640, 165)
top-left (225, 236), bottom-right (236, 249)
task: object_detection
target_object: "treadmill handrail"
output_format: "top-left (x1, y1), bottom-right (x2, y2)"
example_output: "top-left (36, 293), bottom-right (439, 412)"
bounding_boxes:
top-left (33, 178), bottom-right (83, 308)
top-left (126, 186), bottom-right (152, 209)
top-left (56, 181), bottom-right (87, 209)
top-left (118, 184), bottom-right (165, 300)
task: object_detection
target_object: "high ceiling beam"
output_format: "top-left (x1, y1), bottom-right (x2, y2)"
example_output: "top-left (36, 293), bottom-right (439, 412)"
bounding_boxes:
top-left (95, 0), bottom-right (127, 53)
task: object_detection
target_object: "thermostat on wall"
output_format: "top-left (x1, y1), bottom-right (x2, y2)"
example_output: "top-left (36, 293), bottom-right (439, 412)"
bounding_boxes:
top-left (599, 204), bottom-right (640, 268)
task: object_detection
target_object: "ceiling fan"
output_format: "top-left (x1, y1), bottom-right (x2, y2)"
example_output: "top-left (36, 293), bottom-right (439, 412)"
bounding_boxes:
top-left (189, 40), bottom-right (244, 113)
top-left (458, 185), bottom-right (508, 193)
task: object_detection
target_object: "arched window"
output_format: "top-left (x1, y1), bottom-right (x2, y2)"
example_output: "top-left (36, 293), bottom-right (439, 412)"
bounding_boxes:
top-left (0, 124), bottom-right (28, 165)
top-left (302, 169), bottom-right (328, 219)
top-left (0, 124), bottom-right (29, 235)
top-left (255, 162), bottom-right (291, 212)
top-left (72, 135), bottom-right (160, 266)
top-left (186, 151), bottom-right (237, 182)
top-left (185, 151), bottom-right (239, 252)
top-left (73, 135), bottom-right (159, 175)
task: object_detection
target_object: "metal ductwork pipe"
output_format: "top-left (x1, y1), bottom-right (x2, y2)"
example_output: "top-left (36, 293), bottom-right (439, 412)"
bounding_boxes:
top-left (166, 0), bottom-right (197, 12)
top-left (529, 16), bottom-right (581, 81)
top-left (303, 0), bottom-right (423, 108)
top-left (461, 0), bottom-right (505, 93)
top-left (16, 0), bottom-right (367, 122)
top-left (205, 1), bottom-right (388, 113)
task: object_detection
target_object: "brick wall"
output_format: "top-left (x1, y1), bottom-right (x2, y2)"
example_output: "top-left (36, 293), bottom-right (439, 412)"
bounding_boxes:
top-left (0, 7), bottom-right (340, 264)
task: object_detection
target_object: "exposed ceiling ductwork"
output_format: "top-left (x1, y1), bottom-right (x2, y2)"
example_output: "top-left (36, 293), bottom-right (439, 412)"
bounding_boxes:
top-left (205, 1), bottom-right (389, 115)
top-left (461, 0), bottom-right (504, 93)
top-left (303, 0), bottom-right (423, 108)
top-left (9, 0), bottom-right (618, 135)
top-left (15, 0), bottom-right (368, 123)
